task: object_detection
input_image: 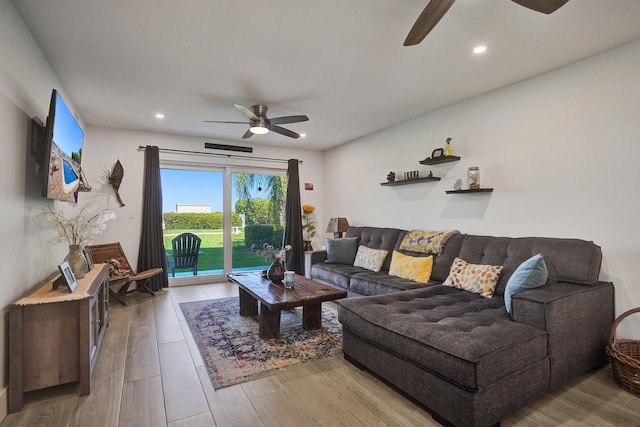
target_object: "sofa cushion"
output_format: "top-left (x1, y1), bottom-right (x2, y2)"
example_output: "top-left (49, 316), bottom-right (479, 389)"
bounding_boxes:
top-left (449, 235), bottom-right (602, 296)
top-left (504, 254), bottom-right (548, 313)
top-left (443, 257), bottom-right (503, 298)
top-left (349, 271), bottom-right (434, 296)
top-left (389, 251), bottom-right (433, 283)
top-left (345, 227), bottom-right (403, 271)
top-left (353, 245), bottom-right (388, 272)
top-left (325, 237), bottom-right (358, 264)
top-left (338, 287), bottom-right (549, 390)
top-left (310, 262), bottom-right (363, 290)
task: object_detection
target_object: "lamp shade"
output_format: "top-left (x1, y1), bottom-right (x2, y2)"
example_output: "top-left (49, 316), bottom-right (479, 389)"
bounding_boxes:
top-left (325, 217), bottom-right (349, 238)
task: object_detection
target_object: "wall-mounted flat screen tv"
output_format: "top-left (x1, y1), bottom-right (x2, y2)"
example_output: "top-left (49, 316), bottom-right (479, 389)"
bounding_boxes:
top-left (42, 89), bottom-right (85, 203)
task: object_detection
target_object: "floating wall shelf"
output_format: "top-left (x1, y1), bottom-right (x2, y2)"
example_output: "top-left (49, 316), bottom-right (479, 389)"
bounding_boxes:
top-left (419, 155), bottom-right (461, 165)
top-left (381, 176), bottom-right (441, 186)
top-left (445, 188), bottom-right (494, 194)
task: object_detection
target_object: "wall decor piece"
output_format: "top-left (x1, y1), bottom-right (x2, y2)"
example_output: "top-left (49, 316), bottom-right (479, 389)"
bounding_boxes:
top-left (404, 170), bottom-right (419, 180)
top-left (104, 159), bottom-right (125, 207)
top-left (304, 182), bottom-right (314, 190)
top-left (467, 167), bottom-right (480, 189)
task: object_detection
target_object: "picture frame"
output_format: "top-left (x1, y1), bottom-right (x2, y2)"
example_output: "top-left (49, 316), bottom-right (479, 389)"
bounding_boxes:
top-left (431, 148), bottom-right (444, 159)
top-left (83, 248), bottom-right (94, 272)
top-left (54, 261), bottom-right (78, 292)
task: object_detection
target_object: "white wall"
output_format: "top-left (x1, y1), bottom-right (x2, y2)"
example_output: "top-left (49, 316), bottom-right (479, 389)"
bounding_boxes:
top-left (324, 40), bottom-right (640, 338)
top-left (0, 1), bottom-right (80, 418)
top-left (80, 126), bottom-right (325, 265)
top-left (0, 0), bottom-right (324, 418)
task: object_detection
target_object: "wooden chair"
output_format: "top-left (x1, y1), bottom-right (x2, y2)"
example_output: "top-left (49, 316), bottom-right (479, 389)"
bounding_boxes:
top-left (168, 232), bottom-right (202, 277)
top-left (85, 242), bottom-right (163, 306)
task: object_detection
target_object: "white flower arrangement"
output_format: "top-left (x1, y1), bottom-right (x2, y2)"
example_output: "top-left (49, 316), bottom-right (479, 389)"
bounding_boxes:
top-left (252, 243), bottom-right (292, 263)
top-left (39, 204), bottom-right (116, 246)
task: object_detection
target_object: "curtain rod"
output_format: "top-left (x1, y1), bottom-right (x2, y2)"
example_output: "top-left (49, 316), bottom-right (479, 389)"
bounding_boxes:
top-left (137, 146), bottom-right (302, 165)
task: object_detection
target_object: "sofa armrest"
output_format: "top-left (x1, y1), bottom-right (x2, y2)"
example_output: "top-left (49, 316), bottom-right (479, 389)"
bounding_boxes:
top-left (304, 250), bottom-right (327, 279)
top-left (511, 280), bottom-right (614, 390)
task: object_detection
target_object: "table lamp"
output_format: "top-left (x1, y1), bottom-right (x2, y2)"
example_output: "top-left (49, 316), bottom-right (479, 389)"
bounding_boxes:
top-left (325, 217), bottom-right (350, 238)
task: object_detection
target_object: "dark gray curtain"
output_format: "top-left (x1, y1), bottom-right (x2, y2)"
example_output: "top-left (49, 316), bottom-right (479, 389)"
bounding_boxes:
top-left (283, 159), bottom-right (304, 274)
top-left (137, 145), bottom-right (169, 290)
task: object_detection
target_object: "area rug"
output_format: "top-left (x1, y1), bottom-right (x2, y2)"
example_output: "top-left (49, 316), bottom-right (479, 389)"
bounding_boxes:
top-left (180, 297), bottom-right (342, 389)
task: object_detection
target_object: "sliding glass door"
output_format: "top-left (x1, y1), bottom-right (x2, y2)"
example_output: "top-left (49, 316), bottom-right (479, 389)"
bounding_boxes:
top-left (161, 168), bottom-right (225, 284)
top-left (160, 164), bottom-right (286, 285)
top-left (231, 171), bottom-right (286, 272)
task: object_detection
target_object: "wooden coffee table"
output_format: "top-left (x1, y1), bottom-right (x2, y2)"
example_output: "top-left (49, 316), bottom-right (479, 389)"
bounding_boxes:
top-left (227, 272), bottom-right (347, 339)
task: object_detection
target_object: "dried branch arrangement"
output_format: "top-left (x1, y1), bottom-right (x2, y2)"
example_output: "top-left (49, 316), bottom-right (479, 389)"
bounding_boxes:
top-left (103, 159), bottom-right (125, 207)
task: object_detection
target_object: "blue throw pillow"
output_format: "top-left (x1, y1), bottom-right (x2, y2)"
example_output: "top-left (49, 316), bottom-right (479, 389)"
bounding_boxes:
top-left (325, 237), bottom-right (359, 265)
top-left (504, 254), bottom-right (548, 313)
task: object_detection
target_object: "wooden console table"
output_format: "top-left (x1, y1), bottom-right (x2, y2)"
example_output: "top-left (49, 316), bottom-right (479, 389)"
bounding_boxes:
top-left (8, 264), bottom-right (110, 413)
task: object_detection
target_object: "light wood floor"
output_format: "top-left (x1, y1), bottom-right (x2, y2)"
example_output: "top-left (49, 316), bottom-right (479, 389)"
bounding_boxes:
top-left (2, 281), bottom-right (639, 427)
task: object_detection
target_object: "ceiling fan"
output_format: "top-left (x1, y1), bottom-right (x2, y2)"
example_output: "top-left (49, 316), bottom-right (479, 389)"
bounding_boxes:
top-left (204, 104), bottom-right (309, 139)
top-left (404, 0), bottom-right (570, 46)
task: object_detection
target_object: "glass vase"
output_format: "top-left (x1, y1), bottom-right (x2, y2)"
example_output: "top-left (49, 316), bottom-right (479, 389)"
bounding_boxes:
top-left (267, 261), bottom-right (285, 284)
top-left (66, 244), bottom-right (88, 279)
top-left (467, 167), bottom-right (480, 190)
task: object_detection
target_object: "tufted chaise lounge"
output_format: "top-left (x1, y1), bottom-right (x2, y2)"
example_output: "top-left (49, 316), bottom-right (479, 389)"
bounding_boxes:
top-left (306, 226), bottom-right (614, 427)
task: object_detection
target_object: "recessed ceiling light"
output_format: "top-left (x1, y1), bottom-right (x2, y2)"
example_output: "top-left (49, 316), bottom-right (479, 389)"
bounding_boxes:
top-left (299, 133), bottom-right (307, 138)
top-left (473, 46), bottom-right (487, 54)
top-left (155, 113), bottom-right (165, 119)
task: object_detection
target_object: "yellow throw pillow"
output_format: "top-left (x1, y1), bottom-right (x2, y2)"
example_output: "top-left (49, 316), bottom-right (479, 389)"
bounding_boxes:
top-left (389, 251), bottom-right (433, 283)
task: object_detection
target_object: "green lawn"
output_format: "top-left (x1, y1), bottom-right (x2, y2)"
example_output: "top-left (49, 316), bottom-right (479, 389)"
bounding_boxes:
top-left (164, 229), bottom-right (269, 274)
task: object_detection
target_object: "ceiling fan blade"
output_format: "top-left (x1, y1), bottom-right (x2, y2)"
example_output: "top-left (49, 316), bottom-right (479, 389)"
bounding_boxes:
top-left (269, 115), bottom-right (310, 125)
top-left (234, 104), bottom-right (258, 120)
top-left (511, 0), bottom-right (569, 14)
top-left (269, 125), bottom-right (300, 139)
top-left (242, 129), bottom-right (254, 139)
top-left (404, 0), bottom-right (456, 46)
top-left (203, 120), bottom-right (247, 124)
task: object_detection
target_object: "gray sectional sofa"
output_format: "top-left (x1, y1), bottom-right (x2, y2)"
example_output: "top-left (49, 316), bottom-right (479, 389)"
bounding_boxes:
top-left (305, 226), bottom-right (614, 427)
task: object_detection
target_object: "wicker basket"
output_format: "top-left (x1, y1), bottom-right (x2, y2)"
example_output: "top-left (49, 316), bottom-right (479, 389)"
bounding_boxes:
top-left (606, 307), bottom-right (640, 397)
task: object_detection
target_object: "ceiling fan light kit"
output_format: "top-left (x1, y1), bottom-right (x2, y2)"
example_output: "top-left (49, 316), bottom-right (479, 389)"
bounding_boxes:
top-left (250, 126), bottom-right (269, 135)
top-left (405, 0), bottom-right (570, 46)
top-left (205, 103), bottom-right (309, 139)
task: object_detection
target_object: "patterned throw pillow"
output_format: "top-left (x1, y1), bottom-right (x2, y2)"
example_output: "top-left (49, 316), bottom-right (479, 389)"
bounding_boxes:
top-left (443, 257), bottom-right (503, 298)
top-left (107, 257), bottom-right (133, 280)
top-left (353, 246), bottom-right (388, 272)
top-left (399, 229), bottom-right (460, 254)
top-left (389, 251), bottom-right (433, 283)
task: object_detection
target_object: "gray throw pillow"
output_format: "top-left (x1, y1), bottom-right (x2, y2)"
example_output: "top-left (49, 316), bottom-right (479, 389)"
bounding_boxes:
top-left (326, 237), bottom-right (359, 264)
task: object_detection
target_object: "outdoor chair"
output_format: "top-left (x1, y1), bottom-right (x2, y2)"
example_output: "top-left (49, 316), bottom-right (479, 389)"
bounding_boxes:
top-left (85, 242), bottom-right (162, 306)
top-left (168, 232), bottom-right (201, 277)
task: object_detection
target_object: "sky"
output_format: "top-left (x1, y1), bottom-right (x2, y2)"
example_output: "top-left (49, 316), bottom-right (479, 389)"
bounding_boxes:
top-left (52, 91), bottom-right (84, 160)
top-left (160, 169), bottom-right (274, 214)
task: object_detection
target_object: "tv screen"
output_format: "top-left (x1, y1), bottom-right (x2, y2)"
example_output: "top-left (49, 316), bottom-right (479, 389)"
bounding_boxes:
top-left (42, 89), bottom-right (85, 203)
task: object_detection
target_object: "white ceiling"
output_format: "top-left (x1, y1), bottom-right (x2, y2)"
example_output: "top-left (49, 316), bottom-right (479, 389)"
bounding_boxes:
top-left (11, 0), bottom-right (640, 151)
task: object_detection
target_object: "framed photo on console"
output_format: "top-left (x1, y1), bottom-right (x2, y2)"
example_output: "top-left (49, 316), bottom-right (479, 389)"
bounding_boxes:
top-left (83, 248), bottom-right (94, 272)
top-left (54, 261), bottom-right (78, 292)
